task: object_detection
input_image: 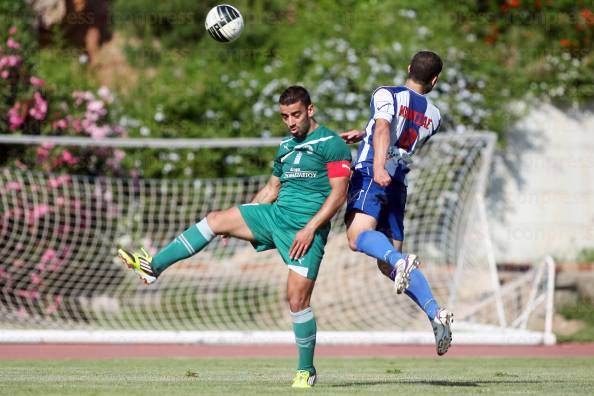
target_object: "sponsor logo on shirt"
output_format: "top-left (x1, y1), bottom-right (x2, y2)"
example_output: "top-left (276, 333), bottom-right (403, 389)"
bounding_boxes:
top-left (284, 167), bottom-right (318, 178)
top-left (399, 105), bottom-right (432, 129)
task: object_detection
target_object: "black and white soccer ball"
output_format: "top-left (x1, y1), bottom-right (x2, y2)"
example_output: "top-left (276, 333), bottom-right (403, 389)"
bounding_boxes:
top-left (205, 4), bottom-right (244, 43)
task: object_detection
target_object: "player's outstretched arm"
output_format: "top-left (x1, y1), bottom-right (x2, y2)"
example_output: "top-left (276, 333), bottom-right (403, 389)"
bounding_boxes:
top-left (372, 119), bottom-right (391, 187)
top-left (340, 129), bottom-right (364, 144)
top-left (289, 176), bottom-right (349, 259)
top-left (251, 175), bottom-right (281, 204)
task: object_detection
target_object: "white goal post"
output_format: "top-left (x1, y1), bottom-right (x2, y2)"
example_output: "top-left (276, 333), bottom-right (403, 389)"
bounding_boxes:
top-left (0, 133), bottom-right (555, 344)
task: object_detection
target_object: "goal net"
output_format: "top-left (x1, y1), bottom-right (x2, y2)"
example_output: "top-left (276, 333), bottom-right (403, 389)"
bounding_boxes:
top-left (0, 133), bottom-right (555, 344)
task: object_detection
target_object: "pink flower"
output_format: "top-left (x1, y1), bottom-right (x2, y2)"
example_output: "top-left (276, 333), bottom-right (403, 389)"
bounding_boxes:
top-left (31, 273), bottom-right (42, 285)
top-left (112, 125), bottom-right (125, 136)
top-left (37, 146), bottom-right (50, 161)
top-left (71, 199), bottom-right (81, 209)
top-left (6, 37), bottom-right (20, 49)
top-left (97, 86), bottom-right (114, 103)
top-left (17, 289), bottom-right (40, 300)
top-left (88, 125), bottom-right (109, 139)
top-left (47, 175), bottom-right (71, 189)
top-left (81, 118), bottom-right (92, 131)
top-left (17, 307), bottom-right (27, 319)
top-left (41, 249), bottom-right (57, 264)
top-left (37, 149), bottom-right (48, 162)
top-left (45, 295), bottom-right (63, 314)
top-left (52, 118), bottom-right (68, 130)
top-left (5, 55), bottom-right (22, 67)
top-left (114, 149), bottom-right (125, 162)
top-left (108, 149), bottom-right (126, 170)
top-left (29, 204), bottom-right (50, 223)
top-left (7, 102), bottom-right (26, 130)
top-left (1, 70), bottom-right (8, 79)
top-left (71, 118), bottom-right (82, 133)
top-left (9, 26), bottom-right (17, 35)
top-left (61, 150), bottom-right (78, 165)
top-left (73, 90), bottom-right (94, 106)
top-left (29, 92), bottom-right (48, 121)
top-left (30, 76), bottom-right (45, 87)
top-left (4, 181), bottom-right (22, 191)
top-left (56, 225), bottom-right (71, 234)
top-left (85, 102), bottom-right (107, 125)
top-left (47, 175), bottom-right (72, 188)
top-left (48, 258), bottom-right (66, 272)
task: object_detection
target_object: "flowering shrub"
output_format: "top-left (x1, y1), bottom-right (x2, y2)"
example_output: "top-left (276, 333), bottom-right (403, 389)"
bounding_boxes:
top-left (1, 24), bottom-right (128, 176)
top-left (453, 1), bottom-right (594, 103)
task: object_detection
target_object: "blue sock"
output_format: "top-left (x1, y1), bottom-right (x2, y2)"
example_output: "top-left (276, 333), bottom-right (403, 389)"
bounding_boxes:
top-left (404, 268), bottom-right (440, 321)
top-left (355, 230), bottom-right (404, 269)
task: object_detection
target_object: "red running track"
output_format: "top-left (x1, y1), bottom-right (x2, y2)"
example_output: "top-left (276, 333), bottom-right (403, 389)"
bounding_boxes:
top-left (1, 344), bottom-right (594, 359)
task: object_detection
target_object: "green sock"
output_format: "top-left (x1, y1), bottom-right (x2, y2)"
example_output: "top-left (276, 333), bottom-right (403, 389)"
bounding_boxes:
top-left (291, 307), bottom-right (317, 373)
top-left (152, 218), bottom-right (215, 275)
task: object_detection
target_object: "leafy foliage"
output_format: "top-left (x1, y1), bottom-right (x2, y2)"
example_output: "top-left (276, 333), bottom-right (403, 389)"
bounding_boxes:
top-left (3, 0), bottom-right (594, 177)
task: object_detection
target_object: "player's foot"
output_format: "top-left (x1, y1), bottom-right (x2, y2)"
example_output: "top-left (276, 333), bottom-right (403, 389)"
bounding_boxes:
top-left (291, 369), bottom-right (317, 388)
top-left (117, 248), bottom-right (157, 285)
top-left (393, 254), bottom-right (419, 294)
top-left (432, 308), bottom-right (453, 356)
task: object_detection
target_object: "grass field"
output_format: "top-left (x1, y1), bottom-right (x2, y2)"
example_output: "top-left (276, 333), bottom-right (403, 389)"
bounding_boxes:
top-left (1, 357), bottom-right (593, 395)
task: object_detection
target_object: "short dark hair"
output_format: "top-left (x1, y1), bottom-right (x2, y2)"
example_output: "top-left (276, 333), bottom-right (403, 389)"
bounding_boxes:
top-left (408, 51), bottom-right (443, 89)
top-left (279, 86), bottom-right (311, 107)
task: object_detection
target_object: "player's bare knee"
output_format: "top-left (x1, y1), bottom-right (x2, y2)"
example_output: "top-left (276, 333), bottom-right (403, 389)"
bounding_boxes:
top-left (205, 211), bottom-right (224, 234)
top-left (288, 295), bottom-right (310, 312)
top-left (346, 232), bottom-right (358, 251)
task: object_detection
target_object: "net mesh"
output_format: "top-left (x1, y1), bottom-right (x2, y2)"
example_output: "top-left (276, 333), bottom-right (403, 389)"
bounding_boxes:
top-left (0, 133), bottom-right (553, 339)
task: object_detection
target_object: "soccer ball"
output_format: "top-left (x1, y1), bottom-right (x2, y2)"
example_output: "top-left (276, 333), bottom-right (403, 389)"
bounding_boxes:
top-left (205, 4), bottom-right (244, 43)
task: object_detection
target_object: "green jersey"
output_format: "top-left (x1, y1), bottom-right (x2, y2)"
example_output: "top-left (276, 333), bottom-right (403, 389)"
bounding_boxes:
top-left (272, 125), bottom-right (351, 223)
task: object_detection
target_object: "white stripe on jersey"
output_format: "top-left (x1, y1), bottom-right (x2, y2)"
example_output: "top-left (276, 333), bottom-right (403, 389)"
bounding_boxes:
top-left (394, 90), bottom-right (411, 144)
top-left (424, 104), bottom-right (441, 134)
top-left (280, 135), bottom-right (335, 162)
top-left (294, 135), bottom-right (334, 149)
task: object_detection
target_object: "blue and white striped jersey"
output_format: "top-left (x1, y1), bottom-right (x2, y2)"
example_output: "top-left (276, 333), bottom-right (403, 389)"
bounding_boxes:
top-left (354, 85), bottom-right (441, 182)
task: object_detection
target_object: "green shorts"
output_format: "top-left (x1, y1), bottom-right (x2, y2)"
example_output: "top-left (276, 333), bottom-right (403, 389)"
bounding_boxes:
top-left (238, 203), bottom-right (330, 280)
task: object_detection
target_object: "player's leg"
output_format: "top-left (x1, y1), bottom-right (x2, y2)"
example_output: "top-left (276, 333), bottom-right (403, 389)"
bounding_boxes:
top-left (377, 239), bottom-right (453, 356)
top-left (287, 269), bottom-right (318, 388)
top-left (118, 207), bottom-right (254, 283)
top-left (376, 239), bottom-right (439, 321)
top-left (345, 171), bottom-right (415, 292)
top-left (152, 207), bottom-right (253, 273)
top-left (375, 239), bottom-right (402, 277)
top-left (273, 225), bottom-right (325, 388)
top-left (345, 169), bottom-right (406, 268)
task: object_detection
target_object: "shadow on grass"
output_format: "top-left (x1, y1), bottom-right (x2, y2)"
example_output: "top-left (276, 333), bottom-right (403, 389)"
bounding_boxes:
top-left (330, 379), bottom-right (566, 388)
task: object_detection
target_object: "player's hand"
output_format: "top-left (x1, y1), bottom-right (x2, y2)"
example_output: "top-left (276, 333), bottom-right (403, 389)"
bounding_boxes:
top-left (289, 227), bottom-right (315, 260)
top-left (220, 235), bottom-right (230, 247)
top-left (340, 130), bottom-right (364, 144)
top-left (373, 167), bottom-right (391, 187)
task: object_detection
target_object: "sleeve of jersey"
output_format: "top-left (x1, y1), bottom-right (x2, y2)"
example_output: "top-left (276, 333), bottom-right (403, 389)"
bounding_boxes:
top-left (272, 146), bottom-right (283, 177)
top-left (325, 136), bottom-right (352, 178)
top-left (372, 88), bottom-right (395, 123)
top-left (427, 108), bottom-right (442, 140)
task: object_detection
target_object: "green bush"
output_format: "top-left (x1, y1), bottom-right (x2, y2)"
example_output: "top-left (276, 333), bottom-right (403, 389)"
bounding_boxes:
top-left (5, 0), bottom-right (594, 178)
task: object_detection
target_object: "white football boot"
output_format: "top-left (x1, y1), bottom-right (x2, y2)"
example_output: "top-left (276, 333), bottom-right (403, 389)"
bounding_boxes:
top-left (393, 254), bottom-right (420, 294)
top-left (432, 308), bottom-right (453, 356)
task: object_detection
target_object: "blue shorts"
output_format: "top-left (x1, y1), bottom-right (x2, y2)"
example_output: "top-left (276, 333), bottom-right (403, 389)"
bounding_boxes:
top-left (346, 167), bottom-right (407, 241)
